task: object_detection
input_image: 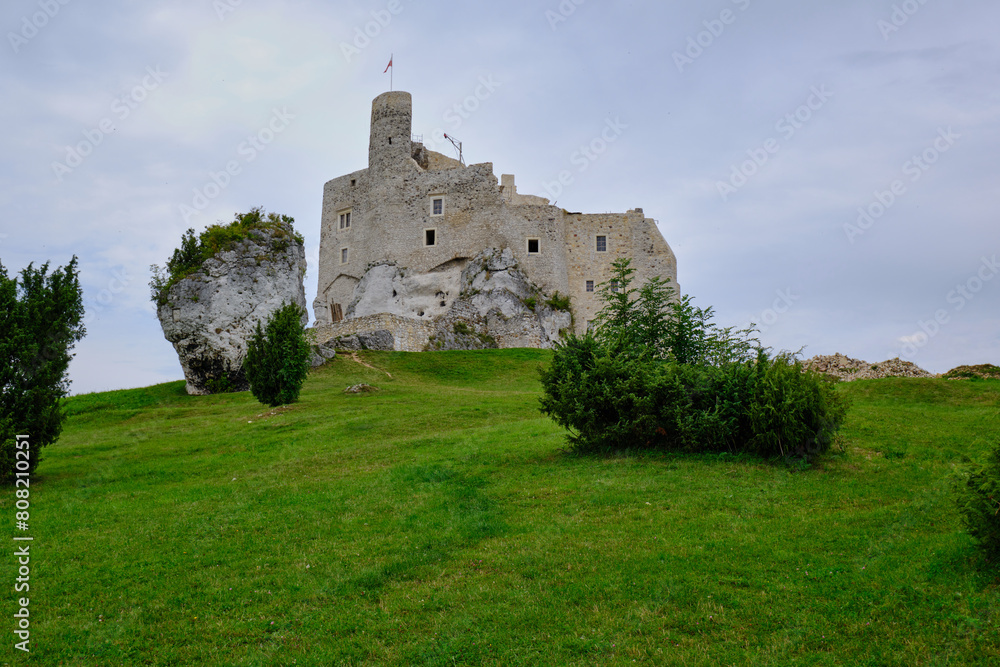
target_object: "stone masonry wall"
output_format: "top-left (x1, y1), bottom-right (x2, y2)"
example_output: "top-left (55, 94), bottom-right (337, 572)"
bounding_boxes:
top-left (312, 313), bottom-right (434, 352)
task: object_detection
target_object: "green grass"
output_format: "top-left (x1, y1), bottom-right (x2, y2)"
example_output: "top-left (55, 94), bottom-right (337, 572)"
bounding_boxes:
top-left (4, 350), bottom-right (1000, 665)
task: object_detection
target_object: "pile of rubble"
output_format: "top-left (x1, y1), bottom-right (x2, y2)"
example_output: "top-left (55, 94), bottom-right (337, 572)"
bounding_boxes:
top-left (802, 353), bottom-right (933, 381)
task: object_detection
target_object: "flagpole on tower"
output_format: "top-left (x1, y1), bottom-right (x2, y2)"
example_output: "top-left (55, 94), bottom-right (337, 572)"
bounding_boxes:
top-left (384, 54), bottom-right (394, 91)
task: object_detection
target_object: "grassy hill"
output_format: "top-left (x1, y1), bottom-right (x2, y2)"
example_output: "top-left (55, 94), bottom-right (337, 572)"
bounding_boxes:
top-left (6, 350), bottom-right (1000, 665)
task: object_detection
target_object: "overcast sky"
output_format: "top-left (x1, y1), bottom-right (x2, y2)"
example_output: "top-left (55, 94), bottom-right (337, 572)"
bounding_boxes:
top-left (2, 0), bottom-right (997, 395)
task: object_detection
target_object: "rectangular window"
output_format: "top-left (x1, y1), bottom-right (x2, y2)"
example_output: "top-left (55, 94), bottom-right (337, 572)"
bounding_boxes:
top-left (596, 235), bottom-right (607, 252)
top-left (338, 210), bottom-right (352, 230)
top-left (610, 280), bottom-right (619, 293)
top-left (586, 280), bottom-right (594, 293)
top-left (340, 247), bottom-right (348, 264)
top-left (527, 238), bottom-right (540, 254)
top-left (424, 228), bottom-right (437, 247)
top-left (431, 197), bottom-right (444, 216)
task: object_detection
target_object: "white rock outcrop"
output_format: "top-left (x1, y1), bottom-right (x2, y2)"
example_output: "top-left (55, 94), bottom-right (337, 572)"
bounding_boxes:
top-left (157, 225), bottom-right (307, 395)
top-left (337, 247), bottom-right (572, 351)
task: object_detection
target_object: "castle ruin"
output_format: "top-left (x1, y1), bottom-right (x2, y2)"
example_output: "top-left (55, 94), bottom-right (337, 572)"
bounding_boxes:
top-left (312, 91), bottom-right (678, 350)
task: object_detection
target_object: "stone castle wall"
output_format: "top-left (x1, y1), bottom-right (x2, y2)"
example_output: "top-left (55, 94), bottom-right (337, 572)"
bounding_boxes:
top-left (312, 313), bottom-right (434, 352)
top-left (313, 90), bottom-right (679, 338)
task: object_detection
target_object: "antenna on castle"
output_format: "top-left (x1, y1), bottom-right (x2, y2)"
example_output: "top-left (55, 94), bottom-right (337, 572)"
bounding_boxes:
top-left (443, 133), bottom-right (464, 166)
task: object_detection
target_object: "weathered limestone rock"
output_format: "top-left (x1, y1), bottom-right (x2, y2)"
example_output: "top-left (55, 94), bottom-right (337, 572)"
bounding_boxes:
top-left (308, 341), bottom-right (338, 367)
top-left (157, 225), bottom-right (307, 395)
top-left (332, 330), bottom-right (395, 351)
top-left (338, 247), bottom-right (572, 352)
top-left (452, 247), bottom-right (571, 349)
top-left (347, 261), bottom-right (461, 321)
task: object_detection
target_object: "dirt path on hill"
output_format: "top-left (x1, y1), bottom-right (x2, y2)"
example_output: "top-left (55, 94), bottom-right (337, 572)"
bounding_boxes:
top-left (349, 352), bottom-right (392, 378)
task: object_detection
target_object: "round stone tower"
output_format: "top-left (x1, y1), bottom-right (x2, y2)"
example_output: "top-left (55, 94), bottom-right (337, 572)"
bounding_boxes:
top-left (368, 91), bottom-right (413, 174)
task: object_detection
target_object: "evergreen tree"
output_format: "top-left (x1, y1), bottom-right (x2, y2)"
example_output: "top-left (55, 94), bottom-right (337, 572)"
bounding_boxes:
top-left (0, 257), bottom-right (86, 482)
top-left (541, 259), bottom-right (845, 457)
top-left (243, 303), bottom-right (311, 406)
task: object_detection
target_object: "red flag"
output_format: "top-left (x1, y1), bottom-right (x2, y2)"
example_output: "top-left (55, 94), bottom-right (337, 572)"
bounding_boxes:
top-left (383, 57), bottom-right (392, 73)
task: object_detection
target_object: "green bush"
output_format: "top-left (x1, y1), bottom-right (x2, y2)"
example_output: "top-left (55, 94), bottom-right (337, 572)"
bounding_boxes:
top-left (0, 257), bottom-right (86, 482)
top-left (540, 340), bottom-right (846, 456)
top-left (243, 303), bottom-right (311, 407)
top-left (150, 207), bottom-right (303, 306)
top-left (545, 291), bottom-right (571, 312)
top-left (540, 259), bottom-right (847, 458)
top-left (955, 443), bottom-right (1000, 561)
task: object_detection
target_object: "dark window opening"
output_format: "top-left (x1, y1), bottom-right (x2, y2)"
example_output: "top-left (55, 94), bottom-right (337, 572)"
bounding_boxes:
top-left (425, 229), bottom-right (436, 246)
top-left (586, 280), bottom-right (594, 293)
top-left (350, 179), bottom-right (356, 186)
top-left (527, 239), bottom-right (540, 254)
top-left (596, 235), bottom-right (607, 252)
top-left (611, 280), bottom-right (620, 293)
top-left (388, 137), bottom-right (392, 145)
top-left (432, 198), bottom-right (444, 216)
